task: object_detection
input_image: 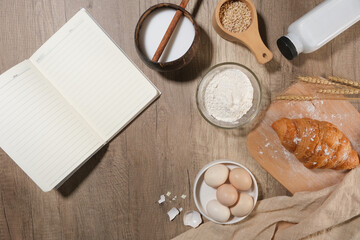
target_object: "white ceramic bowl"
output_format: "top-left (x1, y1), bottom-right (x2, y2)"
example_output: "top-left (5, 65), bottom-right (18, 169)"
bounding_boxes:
top-left (193, 160), bottom-right (258, 224)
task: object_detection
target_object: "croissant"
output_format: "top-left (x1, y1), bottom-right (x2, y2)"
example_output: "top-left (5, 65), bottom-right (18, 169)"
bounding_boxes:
top-left (272, 118), bottom-right (359, 170)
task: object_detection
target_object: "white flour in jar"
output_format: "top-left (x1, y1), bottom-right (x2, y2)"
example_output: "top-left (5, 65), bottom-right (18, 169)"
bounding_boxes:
top-left (204, 69), bottom-right (253, 122)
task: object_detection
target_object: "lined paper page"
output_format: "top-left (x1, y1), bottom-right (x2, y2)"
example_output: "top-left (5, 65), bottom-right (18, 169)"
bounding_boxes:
top-left (0, 60), bottom-right (103, 191)
top-left (31, 9), bottom-right (159, 141)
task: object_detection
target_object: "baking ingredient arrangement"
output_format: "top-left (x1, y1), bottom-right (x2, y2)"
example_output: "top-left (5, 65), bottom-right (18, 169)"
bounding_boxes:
top-left (1, 0), bottom-right (360, 238)
top-left (132, 0), bottom-right (360, 230)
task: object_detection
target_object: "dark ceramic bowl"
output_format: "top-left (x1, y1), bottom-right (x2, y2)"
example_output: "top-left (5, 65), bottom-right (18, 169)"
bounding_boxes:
top-left (135, 3), bottom-right (200, 72)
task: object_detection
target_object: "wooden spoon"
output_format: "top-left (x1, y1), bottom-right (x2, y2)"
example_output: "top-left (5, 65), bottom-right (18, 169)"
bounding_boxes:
top-left (212, 0), bottom-right (273, 64)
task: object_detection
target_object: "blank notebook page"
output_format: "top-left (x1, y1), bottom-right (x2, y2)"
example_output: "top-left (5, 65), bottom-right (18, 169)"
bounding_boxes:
top-left (0, 61), bottom-right (103, 192)
top-left (31, 9), bottom-right (159, 141)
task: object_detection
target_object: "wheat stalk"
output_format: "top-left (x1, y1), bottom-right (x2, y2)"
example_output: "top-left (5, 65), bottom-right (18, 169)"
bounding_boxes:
top-left (328, 76), bottom-right (360, 88)
top-left (276, 95), bottom-right (360, 101)
top-left (298, 76), bottom-right (336, 85)
top-left (276, 76), bottom-right (360, 101)
top-left (298, 76), bottom-right (353, 88)
top-left (317, 88), bottom-right (360, 95)
top-left (276, 95), bottom-right (317, 101)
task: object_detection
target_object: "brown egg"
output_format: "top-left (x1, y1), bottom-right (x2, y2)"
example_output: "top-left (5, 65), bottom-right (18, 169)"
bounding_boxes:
top-left (229, 168), bottom-right (252, 191)
top-left (230, 192), bottom-right (254, 217)
top-left (216, 184), bottom-right (239, 207)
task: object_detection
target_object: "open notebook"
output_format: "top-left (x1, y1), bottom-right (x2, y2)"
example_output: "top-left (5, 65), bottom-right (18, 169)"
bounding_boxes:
top-left (0, 9), bottom-right (160, 192)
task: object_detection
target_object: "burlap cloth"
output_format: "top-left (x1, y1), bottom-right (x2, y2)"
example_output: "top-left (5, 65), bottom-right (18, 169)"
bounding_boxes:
top-left (173, 167), bottom-right (360, 240)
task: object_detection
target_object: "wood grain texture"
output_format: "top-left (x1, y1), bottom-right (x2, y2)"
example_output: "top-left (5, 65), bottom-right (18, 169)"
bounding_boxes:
top-left (0, 0), bottom-right (359, 239)
top-left (247, 82), bottom-right (360, 194)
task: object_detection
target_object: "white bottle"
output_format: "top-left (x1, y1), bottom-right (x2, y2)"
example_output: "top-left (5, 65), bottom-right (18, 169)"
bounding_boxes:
top-left (277, 0), bottom-right (360, 60)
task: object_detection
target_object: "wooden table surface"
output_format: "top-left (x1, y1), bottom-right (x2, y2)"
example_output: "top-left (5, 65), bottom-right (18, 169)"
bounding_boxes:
top-left (0, 0), bottom-right (359, 239)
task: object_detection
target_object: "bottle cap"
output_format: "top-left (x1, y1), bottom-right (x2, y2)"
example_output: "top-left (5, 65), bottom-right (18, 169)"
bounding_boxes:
top-left (277, 36), bottom-right (298, 60)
